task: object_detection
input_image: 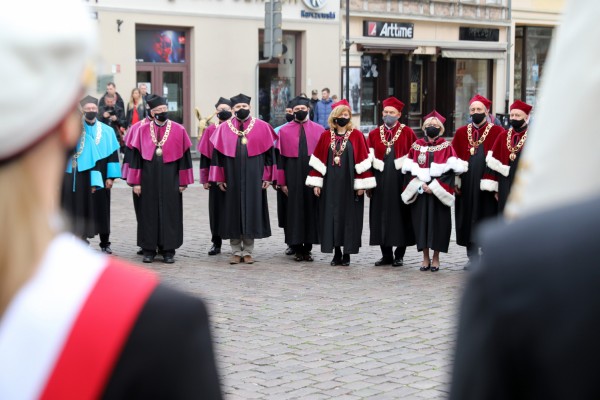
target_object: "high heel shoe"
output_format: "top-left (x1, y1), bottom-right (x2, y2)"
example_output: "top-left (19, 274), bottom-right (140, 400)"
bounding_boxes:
top-left (419, 259), bottom-right (431, 271)
top-left (431, 260), bottom-right (440, 272)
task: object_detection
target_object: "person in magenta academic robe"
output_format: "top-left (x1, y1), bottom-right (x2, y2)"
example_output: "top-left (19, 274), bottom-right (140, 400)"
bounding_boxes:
top-left (0, 1), bottom-right (222, 398)
top-left (366, 96), bottom-right (417, 267)
top-left (126, 95), bottom-right (194, 264)
top-left (402, 111), bottom-right (467, 271)
top-left (275, 95), bottom-right (323, 261)
top-left (306, 99), bottom-right (376, 266)
top-left (198, 96), bottom-right (233, 256)
top-left (452, 94), bottom-right (503, 270)
top-left (480, 100), bottom-right (532, 213)
top-left (209, 93), bottom-right (278, 265)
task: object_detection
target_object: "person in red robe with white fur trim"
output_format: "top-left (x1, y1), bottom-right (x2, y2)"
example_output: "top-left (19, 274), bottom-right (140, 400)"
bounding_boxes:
top-left (366, 96), bottom-right (417, 267)
top-left (402, 111), bottom-right (467, 271)
top-left (480, 100), bottom-right (532, 213)
top-left (452, 94), bottom-right (503, 270)
top-left (305, 99), bottom-right (375, 266)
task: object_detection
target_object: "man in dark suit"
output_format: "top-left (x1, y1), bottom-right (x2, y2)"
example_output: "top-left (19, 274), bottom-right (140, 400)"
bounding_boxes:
top-left (450, 196), bottom-right (600, 399)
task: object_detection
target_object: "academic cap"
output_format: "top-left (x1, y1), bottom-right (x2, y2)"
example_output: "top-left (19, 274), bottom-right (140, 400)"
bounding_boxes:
top-left (230, 93), bottom-right (251, 106)
top-left (80, 95), bottom-right (98, 108)
top-left (147, 95), bottom-right (167, 109)
top-left (215, 97), bottom-right (232, 108)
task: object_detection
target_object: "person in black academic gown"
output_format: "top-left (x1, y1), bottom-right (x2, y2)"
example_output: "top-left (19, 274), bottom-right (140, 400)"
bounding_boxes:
top-left (209, 93), bottom-right (277, 264)
top-left (480, 100), bottom-right (532, 213)
top-left (274, 102), bottom-right (295, 257)
top-left (306, 99), bottom-right (376, 266)
top-left (275, 96), bottom-right (322, 261)
top-left (366, 96), bottom-right (417, 267)
top-left (452, 95), bottom-right (503, 270)
top-left (127, 95), bottom-right (195, 264)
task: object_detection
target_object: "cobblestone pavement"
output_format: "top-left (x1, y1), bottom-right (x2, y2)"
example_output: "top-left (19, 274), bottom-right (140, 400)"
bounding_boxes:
top-left (96, 170), bottom-right (470, 399)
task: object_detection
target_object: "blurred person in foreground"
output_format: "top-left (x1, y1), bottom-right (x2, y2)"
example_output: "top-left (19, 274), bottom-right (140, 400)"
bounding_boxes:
top-left (450, 0), bottom-right (600, 398)
top-left (0, 1), bottom-right (222, 398)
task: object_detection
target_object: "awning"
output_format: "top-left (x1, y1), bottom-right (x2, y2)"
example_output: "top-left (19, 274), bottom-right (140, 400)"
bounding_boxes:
top-left (441, 49), bottom-right (505, 59)
top-left (356, 42), bottom-right (417, 54)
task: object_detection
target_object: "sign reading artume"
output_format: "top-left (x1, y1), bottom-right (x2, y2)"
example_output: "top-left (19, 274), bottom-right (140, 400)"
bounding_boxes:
top-left (363, 21), bottom-right (414, 39)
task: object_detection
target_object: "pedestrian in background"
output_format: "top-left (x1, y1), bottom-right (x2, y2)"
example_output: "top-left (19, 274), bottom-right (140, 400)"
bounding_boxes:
top-left (402, 111), bottom-right (467, 271)
top-left (0, 1), bottom-right (222, 398)
top-left (306, 99), bottom-right (375, 266)
top-left (315, 87), bottom-right (333, 130)
top-left (125, 87), bottom-right (147, 131)
top-left (309, 89), bottom-right (319, 121)
top-left (99, 81), bottom-right (125, 111)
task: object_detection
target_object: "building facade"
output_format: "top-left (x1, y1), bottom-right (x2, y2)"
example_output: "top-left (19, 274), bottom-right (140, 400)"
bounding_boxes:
top-left (87, 0), bottom-right (341, 146)
top-left (344, 0), bottom-right (511, 134)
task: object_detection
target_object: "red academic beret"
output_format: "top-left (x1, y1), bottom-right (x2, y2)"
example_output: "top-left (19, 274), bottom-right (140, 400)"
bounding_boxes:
top-left (382, 96), bottom-right (404, 112)
top-left (469, 94), bottom-right (492, 110)
top-left (331, 99), bottom-right (350, 109)
top-left (423, 110), bottom-right (446, 125)
top-left (509, 100), bottom-right (532, 115)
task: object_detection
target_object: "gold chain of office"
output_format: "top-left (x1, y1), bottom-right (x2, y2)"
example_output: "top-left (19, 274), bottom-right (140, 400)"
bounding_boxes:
top-left (412, 141), bottom-right (451, 165)
top-left (467, 122), bottom-right (493, 155)
top-left (379, 123), bottom-right (405, 155)
top-left (506, 128), bottom-right (527, 161)
top-left (227, 117), bottom-right (256, 145)
top-left (330, 129), bottom-right (352, 165)
top-left (150, 120), bottom-right (172, 156)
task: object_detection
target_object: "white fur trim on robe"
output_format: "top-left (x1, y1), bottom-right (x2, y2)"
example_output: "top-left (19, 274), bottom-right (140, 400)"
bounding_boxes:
top-left (429, 178), bottom-right (455, 207)
top-left (305, 175), bottom-right (323, 188)
top-left (370, 148), bottom-right (385, 172)
top-left (455, 175), bottom-right (462, 189)
top-left (355, 155), bottom-right (373, 175)
top-left (480, 178), bottom-right (499, 193)
top-left (309, 154), bottom-right (327, 176)
top-left (394, 155), bottom-right (408, 170)
top-left (401, 177), bottom-right (422, 205)
top-left (354, 176), bottom-right (376, 190)
top-left (486, 151), bottom-right (510, 177)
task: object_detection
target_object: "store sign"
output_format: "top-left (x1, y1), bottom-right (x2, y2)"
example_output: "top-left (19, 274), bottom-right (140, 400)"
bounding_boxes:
top-left (300, 10), bottom-right (336, 19)
top-left (363, 21), bottom-right (414, 39)
top-left (459, 27), bottom-right (499, 42)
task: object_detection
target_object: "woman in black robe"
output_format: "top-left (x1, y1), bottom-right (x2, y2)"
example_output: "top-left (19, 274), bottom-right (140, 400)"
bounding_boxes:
top-left (402, 111), bottom-right (467, 272)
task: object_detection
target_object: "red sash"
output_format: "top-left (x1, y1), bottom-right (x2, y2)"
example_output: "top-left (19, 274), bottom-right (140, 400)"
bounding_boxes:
top-left (40, 258), bottom-right (158, 400)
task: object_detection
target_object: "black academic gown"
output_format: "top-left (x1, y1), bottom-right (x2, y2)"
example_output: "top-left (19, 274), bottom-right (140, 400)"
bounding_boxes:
top-left (455, 146), bottom-right (497, 247)
top-left (211, 137), bottom-right (273, 240)
top-left (450, 195), bottom-right (600, 400)
top-left (61, 167), bottom-right (98, 239)
top-left (278, 128), bottom-right (320, 247)
top-left (129, 147), bottom-right (192, 252)
top-left (92, 149), bottom-right (120, 237)
top-left (102, 284), bottom-right (223, 399)
top-left (411, 170), bottom-right (455, 253)
top-left (497, 150), bottom-right (521, 213)
top-left (200, 153), bottom-right (225, 243)
top-left (369, 146), bottom-right (415, 248)
top-left (319, 142), bottom-right (364, 254)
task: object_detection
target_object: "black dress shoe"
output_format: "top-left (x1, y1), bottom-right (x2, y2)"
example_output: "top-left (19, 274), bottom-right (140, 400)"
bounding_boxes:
top-left (136, 248), bottom-right (143, 255)
top-left (392, 258), bottom-right (403, 267)
top-left (208, 245), bottom-right (221, 256)
top-left (163, 255), bottom-right (175, 264)
top-left (374, 257), bottom-right (393, 266)
top-left (285, 247), bottom-right (295, 256)
top-left (142, 254), bottom-right (154, 263)
top-left (330, 257), bottom-right (342, 266)
top-left (100, 246), bottom-right (112, 254)
top-left (341, 254), bottom-right (350, 266)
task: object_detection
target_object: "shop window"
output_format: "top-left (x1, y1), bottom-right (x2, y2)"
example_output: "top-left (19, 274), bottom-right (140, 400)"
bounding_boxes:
top-left (514, 26), bottom-right (553, 106)
top-left (454, 59), bottom-right (490, 128)
top-left (258, 31), bottom-right (300, 127)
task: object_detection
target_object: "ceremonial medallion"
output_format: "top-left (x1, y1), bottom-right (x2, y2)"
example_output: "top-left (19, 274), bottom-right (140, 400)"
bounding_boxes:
top-left (470, 147), bottom-right (475, 156)
top-left (156, 147), bottom-right (163, 156)
top-left (72, 159), bottom-right (77, 169)
top-left (386, 147), bottom-right (391, 155)
top-left (510, 153), bottom-right (516, 161)
top-left (241, 137), bottom-right (248, 145)
top-left (417, 152), bottom-right (426, 166)
top-left (334, 156), bottom-right (341, 165)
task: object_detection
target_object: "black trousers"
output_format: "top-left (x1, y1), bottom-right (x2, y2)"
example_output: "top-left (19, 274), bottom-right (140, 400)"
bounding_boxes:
top-left (291, 244), bottom-right (313, 254)
top-left (100, 233), bottom-right (111, 248)
top-left (211, 235), bottom-right (222, 248)
top-left (380, 245), bottom-right (406, 260)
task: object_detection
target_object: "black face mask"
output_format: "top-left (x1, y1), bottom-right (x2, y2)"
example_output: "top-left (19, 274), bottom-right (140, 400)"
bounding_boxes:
top-left (154, 111), bottom-right (168, 122)
top-left (285, 113), bottom-right (295, 123)
top-left (334, 117), bottom-right (350, 127)
top-left (509, 118), bottom-right (526, 130)
top-left (471, 112), bottom-right (486, 125)
top-left (84, 111), bottom-right (97, 121)
top-left (217, 110), bottom-right (232, 121)
top-left (235, 108), bottom-right (250, 120)
top-left (425, 126), bottom-right (441, 138)
top-left (294, 110), bottom-right (308, 121)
